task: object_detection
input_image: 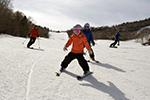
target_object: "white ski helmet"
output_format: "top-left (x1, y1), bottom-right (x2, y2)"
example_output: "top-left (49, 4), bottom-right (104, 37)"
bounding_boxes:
top-left (73, 24), bottom-right (82, 30)
top-left (84, 23), bottom-right (90, 27)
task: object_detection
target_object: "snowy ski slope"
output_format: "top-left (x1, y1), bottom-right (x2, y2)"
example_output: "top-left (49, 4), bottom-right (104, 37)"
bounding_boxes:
top-left (0, 32), bottom-right (150, 100)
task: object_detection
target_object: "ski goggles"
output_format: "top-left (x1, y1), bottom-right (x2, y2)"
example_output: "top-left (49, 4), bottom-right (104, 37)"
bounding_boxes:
top-left (84, 26), bottom-right (89, 29)
top-left (74, 30), bottom-right (80, 34)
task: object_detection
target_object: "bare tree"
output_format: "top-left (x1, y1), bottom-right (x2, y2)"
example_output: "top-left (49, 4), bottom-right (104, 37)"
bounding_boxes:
top-left (0, 0), bottom-right (49, 38)
top-left (0, 0), bottom-right (12, 8)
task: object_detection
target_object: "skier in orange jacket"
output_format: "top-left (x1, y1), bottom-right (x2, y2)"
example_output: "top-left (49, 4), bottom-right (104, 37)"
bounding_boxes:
top-left (27, 25), bottom-right (39, 48)
top-left (59, 24), bottom-right (93, 75)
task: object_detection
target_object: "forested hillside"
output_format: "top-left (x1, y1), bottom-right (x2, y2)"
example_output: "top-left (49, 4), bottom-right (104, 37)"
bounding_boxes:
top-left (67, 18), bottom-right (150, 41)
top-left (0, 0), bottom-right (49, 38)
top-left (1, 0), bottom-right (150, 40)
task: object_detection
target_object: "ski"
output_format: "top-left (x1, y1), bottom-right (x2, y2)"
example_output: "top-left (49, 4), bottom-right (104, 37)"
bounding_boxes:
top-left (86, 60), bottom-right (90, 62)
top-left (76, 72), bottom-right (93, 80)
top-left (27, 47), bottom-right (34, 49)
top-left (55, 70), bottom-right (93, 80)
top-left (142, 42), bottom-right (149, 46)
top-left (87, 60), bottom-right (99, 63)
top-left (109, 46), bottom-right (117, 48)
top-left (26, 47), bottom-right (44, 51)
top-left (55, 71), bottom-right (62, 76)
top-left (93, 60), bottom-right (99, 63)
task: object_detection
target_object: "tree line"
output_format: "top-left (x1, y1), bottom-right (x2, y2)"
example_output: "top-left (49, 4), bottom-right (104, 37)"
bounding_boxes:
top-left (1, 0), bottom-right (149, 40)
top-left (67, 18), bottom-right (150, 41)
top-left (0, 0), bottom-right (49, 38)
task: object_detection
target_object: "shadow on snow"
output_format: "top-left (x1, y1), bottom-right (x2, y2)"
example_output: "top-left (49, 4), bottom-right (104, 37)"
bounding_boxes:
top-left (88, 61), bottom-right (126, 72)
top-left (63, 70), bottom-right (129, 100)
top-left (80, 75), bottom-right (130, 100)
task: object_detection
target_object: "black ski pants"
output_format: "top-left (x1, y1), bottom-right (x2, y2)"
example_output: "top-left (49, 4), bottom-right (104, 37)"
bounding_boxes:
top-left (27, 37), bottom-right (36, 48)
top-left (89, 48), bottom-right (95, 60)
top-left (61, 52), bottom-right (89, 72)
top-left (110, 40), bottom-right (119, 47)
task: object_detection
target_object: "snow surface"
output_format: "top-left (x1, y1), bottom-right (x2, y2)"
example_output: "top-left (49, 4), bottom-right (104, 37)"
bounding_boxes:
top-left (0, 33), bottom-right (150, 100)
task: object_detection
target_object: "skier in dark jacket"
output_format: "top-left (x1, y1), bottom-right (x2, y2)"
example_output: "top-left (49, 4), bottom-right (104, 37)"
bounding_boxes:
top-left (142, 38), bottom-right (150, 46)
top-left (27, 25), bottom-right (39, 48)
top-left (110, 31), bottom-right (121, 47)
top-left (82, 23), bottom-right (96, 60)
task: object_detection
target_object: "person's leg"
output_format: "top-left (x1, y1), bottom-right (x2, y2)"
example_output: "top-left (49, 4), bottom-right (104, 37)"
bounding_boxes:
top-left (89, 48), bottom-right (95, 60)
top-left (112, 40), bottom-right (118, 47)
top-left (110, 42), bottom-right (114, 47)
top-left (30, 37), bottom-right (36, 46)
top-left (27, 37), bottom-right (36, 48)
top-left (60, 52), bottom-right (75, 70)
top-left (27, 37), bottom-right (33, 48)
top-left (76, 54), bottom-right (89, 73)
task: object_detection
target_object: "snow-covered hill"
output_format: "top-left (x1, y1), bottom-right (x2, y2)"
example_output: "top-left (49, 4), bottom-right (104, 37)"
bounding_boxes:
top-left (0, 33), bottom-right (150, 100)
top-left (137, 25), bottom-right (150, 34)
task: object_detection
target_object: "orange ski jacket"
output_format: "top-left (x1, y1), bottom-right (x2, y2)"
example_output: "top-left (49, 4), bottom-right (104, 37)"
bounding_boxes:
top-left (29, 29), bottom-right (39, 38)
top-left (65, 33), bottom-right (91, 54)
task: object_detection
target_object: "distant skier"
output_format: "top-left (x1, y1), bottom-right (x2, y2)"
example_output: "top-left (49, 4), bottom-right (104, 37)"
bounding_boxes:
top-left (110, 31), bottom-right (121, 48)
top-left (82, 23), bottom-right (96, 60)
top-left (59, 24), bottom-right (93, 75)
top-left (142, 38), bottom-right (150, 46)
top-left (27, 25), bottom-right (39, 48)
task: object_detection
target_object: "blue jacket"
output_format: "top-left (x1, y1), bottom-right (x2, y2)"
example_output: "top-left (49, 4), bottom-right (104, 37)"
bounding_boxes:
top-left (115, 33), bottom-right (120, 41)
top-left (82, 29), bottom-right (95, 46)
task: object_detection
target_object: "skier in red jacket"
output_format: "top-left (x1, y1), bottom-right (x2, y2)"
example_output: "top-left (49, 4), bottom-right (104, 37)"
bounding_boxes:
top-left (27, 25), bottom-right (39, 48)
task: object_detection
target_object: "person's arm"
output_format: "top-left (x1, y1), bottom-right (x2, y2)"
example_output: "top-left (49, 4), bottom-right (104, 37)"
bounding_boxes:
top-left (63, 36), bottom-right (73, 51)
top-left (83, 36), bottom-right (93, 55)
top-left (37, 30), bottom-right (39, 37)
top-left (82, 35), bottom-right (91, 51)
top-left (29, 29), bottom-right (33, 34)
top-left (89, 32), bottom-right (95, 46)
top-left (28, 29), bottom-right (33, 37)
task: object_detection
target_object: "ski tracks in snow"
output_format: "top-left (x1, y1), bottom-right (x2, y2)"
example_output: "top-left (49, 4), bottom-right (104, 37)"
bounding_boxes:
top-left (25, 55), bottom-right (44, 100)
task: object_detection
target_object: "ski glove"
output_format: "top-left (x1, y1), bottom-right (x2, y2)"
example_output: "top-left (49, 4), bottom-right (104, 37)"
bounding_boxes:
top-left (63, 46), bottom-right (68, 51)
top-left (89, 50), bottom-right (93, 55)
top-left (117, 41), bottom-right (120, 46)
top-left (92, 42), bottom-right (95, 46)
top-left (28, 34), bottom-right (31, 37)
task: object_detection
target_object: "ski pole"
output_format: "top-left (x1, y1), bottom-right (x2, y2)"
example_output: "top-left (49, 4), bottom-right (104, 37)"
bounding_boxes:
top-left (22, 34), bottom-right (28, 44)
top-left (83, 49), bottom-right (88, 55)
top-left (38, 37), bottom-right (40, 48)
top-left (22, 38), bottom-right (27, 44)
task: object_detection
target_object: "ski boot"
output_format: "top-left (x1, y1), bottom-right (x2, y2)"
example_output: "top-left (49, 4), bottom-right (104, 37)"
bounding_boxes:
top-left (60, 66), bottom-right (65, 72)
top-left (83, 70), bottom-right (90, 75)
